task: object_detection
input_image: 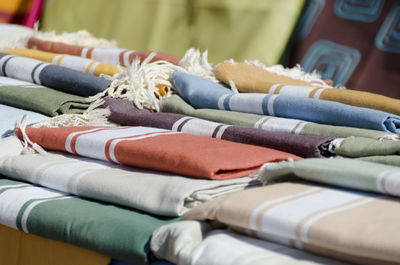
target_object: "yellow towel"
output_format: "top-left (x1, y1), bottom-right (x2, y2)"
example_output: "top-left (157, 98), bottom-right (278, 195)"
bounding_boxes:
top-left (0, 224), bottom-right (111, 265)
top-left (5, 48), bottom-right (122, 77)
top-left (215, 61), bottom-right (400, 115)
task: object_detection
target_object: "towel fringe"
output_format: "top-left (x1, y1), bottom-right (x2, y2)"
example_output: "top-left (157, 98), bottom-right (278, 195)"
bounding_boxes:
top-left (179, 48), bottom-right (218, 82)
top-left (328, 138), bottom-right (345, 153)
top-left (32, 108), bottom-right (116, 128)
top-left (15, 115), bottom-right (48, 155)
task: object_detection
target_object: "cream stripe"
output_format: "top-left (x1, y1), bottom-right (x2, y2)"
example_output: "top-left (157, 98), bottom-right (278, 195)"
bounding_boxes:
top-left (249, 187), bottom-right (322, 231)
top-left (0, 54), bottom-right (15, 75)
top-left (312, 88), bottom-right (325, 99)
top-left (299, 197), bottom-right (374, 243)
top-left (74, 127), bottom-right (157, 161)
top-left (376, 170), bottom-right (400, 196)
top-left (123, 50), bottom-right (135, 66)
top-left (267, 95), bottom-right (278, 116)
top-left (171, 117), bottom-right (192, 132)
top-left (108, 131), bottom-right (180, 163)
top-left (65, 128), bottom-right (106, 153)
top-left (254, 116), bottom-right (270, 129)
top-left (215, 125), bottom-right (230, 139)
top-left (277, 85), bottom-right (316, 97)
top-left (32, 62), bottom-right (49, 84)
top-left (218, 94), bottom-right (230, 110)
top-left (0, 186), bottom-right (64, 229)
top-left (21, 196), bottom-right (71, 232)
top-left (268, 83), bottom-right (282, 94)
top-left (31, 158), bottom-right (72, 183)
top-left (88, 62), bottom-right (99, 75)
top-left (259, 190), bottom-right (363, 242)
top-left (0, 184), bottom-right (28, 192)
top-left (293, 121), bottom-right (308, 135)
top-left (180, 118), bottom-right (227, 138)
top-left (52, 54), bottom-right (63, 65)
top-left (81, 47), bottom-right (90, 58)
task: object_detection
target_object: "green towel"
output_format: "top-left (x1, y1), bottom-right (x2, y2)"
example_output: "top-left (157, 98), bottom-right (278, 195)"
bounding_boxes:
top-left (0, 78), bottom-right (90, 116)
top-left (0, 178), bottom-right (177, 264)
top-left (333, 137), bottom-right (400, 158)
top-left (358, 155), bottom-right (400, 167)
top-left (161, 95), bottom-right (395, 140)
top-left (260, 158), bottom-right (400, 197)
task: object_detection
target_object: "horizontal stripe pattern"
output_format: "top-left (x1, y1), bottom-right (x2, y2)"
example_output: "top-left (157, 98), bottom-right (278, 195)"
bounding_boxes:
top-left (21, 125), bottom-right (298, 179)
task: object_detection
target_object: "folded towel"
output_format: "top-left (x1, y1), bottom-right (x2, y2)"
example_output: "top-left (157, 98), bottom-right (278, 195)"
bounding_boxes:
top-left (16, 126), bottom-right (301, 180)
top-left (0, 53), bottom-right (111, 97)
top-left (173, 71), bottom-right (400, 133)
top-left (332, 137), bottom-right (400, 158)
top-left (260, 158), bottom-right (400, 197)
top-left (215, 62), bottom-right (400, 115)
top-left (106, 97), bottom-right (333, 158)
top-left (0, 178), bottom-right (177, 264)
top-left (161, 95), bottom-right (396, 140)
top-left (183, 182), bottom-right (400, 264)
top-left (151, 221), bottom-right (347, 265)
top-left (358, 155), bottom-right (400, 167)
top-left (0, 151), bottom-right (260, 216)
top-left (0, 77), bottom-right (90, 116)
top-left (28, 37), bottom-right (182, 66)
top-left (5, 48), bottom-right (121, 76)
top-left (0, 104), bottom-right (49, 137)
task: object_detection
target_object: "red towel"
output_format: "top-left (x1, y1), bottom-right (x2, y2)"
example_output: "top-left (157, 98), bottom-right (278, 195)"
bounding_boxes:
top-left (16, 126), bottom-right (301, 180)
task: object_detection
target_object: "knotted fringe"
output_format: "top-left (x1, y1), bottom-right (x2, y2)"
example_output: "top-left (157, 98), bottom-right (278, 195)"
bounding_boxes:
top-left (179, 48), bottom-right (217, 82)
top-left (15, 115), bottom-right (47, 155)
top-left (244, 60), bottom-right (336, 88)
top-left (32, 108), bottom-right (116, 128)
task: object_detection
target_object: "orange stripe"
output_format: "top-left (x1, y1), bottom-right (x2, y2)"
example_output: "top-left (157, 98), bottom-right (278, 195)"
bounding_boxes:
top-left (86, 48), bottom-right (93, 59)
top-left (309, 87), bottom-right (322, 98)
top-left (85, 61), bottom-right (95, 73)
top-left (55, 55), bottom-right (64, 65)
top-left (70, 128), bottom-right (106, 155)
top-left (104, 130), bottom-right (174, 162)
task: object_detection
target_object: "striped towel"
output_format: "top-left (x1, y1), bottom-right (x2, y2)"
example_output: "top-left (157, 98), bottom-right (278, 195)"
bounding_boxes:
top-left (0, 103), bottom-right (48, 137)
top-left (173, 71), bottom-right (400, 133)
top-left (106, 97), bottom-right (333, 158)
top-left (261, 158), bottom-right (400, 197)
top-left (16, 126), bottom-right (301, 180)
top-left (215, 61), bottom-right (400, 115)
top-left (161, 95), bottom-right (396, 140)
top-left (358, 155), bottom-right (400, 167)
top-left (28, 37), bottom-right (182, 66)
top-left (151, 221), bottom-right (347, 265)
top-left (332, 136), bottom-right (400, 158)
top-left (5, 48), bottom-right (121, 76)
top-left (0, 53), bottom-right (111, 97)
top-left (0, 76), bottom-right (90, 116)
top-left (0, 151), bottom-right (260, 216)
top-left (183, 182), bottom-right (400, 264)
top-left (0, 178), bottom-right (176, 264)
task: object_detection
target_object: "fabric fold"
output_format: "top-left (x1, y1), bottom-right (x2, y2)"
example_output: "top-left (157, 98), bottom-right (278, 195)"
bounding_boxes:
top-left (332, 137), bottom-right (400, 158)
top-left (161, 95), bottom-right (397, 140)
top-left (0, 77), bottom-right (90, 116)
top-left (151, 221), bottom-right (348, 265)
top-left (106, 97), bottom-right (334, 158)
top-left (0, 151), bottom-right (260, 216)
top-left (214, 61), bottom-right (400, 115)
top-left (5, 48), bottom-right (121, 76)
top-left (16, 126), bottom-right (301, 180)
top-left (183, 182), bottom-right (400, 265)
top-left (173, 71), bottom-right (400, 133)
top-left (28, 37), bottom-right (182, 66)
top-left (0, 178), bottom-right (176, 264)
top-left (260, 158), bottom-right (400, 197)
top-left (0, 53), bottom-right (111, 97)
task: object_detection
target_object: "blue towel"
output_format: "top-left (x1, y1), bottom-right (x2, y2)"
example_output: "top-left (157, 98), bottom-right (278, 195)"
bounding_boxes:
top-left (0, 103), bottom-right (49, 137)
top-left (173, 71), bottom-right (400, 133)
top-left (0, 53), bottom-right (111, 97)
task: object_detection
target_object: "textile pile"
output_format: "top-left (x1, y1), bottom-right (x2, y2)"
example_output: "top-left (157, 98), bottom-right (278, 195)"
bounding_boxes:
top-left (0, 23), bottom-right (400, 265)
